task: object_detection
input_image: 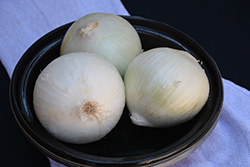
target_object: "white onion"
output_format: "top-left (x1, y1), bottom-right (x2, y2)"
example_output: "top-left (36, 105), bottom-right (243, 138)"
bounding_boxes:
top-left (33, 52), bottom-right (125, 144)
top-left (60, 12), bottom-right (142, 77)
top-left (124, 47), bottom-right (210, 127)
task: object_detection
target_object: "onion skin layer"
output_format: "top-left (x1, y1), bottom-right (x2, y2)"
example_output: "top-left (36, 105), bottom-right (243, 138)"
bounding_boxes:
top-left (33, 52), bottom-right (125, 144)
top-left (124, 47), bottom-right (210, 128)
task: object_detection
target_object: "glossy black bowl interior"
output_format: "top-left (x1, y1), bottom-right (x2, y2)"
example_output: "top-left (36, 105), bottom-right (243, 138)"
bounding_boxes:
top-left (10, 16), bottom-right (223, 166)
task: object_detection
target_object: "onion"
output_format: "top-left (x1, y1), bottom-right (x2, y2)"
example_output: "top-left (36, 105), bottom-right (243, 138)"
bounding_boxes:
top-left (124, 47), bottom-right (210, 127)
top-left (33, 52), bottom-right (125, 144)
top-left (60, 12), bottom-right (142, 77)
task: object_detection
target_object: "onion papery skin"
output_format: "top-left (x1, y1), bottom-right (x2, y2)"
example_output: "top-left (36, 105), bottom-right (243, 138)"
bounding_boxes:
top-left (33, 52), bottom-right (125, 144)
top-left (60, 12), bottom-right (142, 77)
top-left (124, 47), bottom-right (210, 128)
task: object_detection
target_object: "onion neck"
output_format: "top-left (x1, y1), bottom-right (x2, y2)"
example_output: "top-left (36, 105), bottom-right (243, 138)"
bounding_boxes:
top-left (80, 21), bottom-right (98, 36)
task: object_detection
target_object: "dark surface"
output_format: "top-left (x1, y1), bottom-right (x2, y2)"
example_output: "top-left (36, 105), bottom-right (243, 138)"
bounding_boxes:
top-left (0, 63), bottom-right (50, 167)
top-left (122, 0), bottom-right (250, 91)
top-left (1, 0), bottom-right (249, 167)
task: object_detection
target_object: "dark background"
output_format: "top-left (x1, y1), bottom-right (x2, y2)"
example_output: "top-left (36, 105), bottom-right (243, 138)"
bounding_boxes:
top-left (1, 0), bottom-right (249, 166)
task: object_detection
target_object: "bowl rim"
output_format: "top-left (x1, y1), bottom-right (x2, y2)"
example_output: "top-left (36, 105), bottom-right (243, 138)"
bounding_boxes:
top-left (9, 15), bottom-right (224, 166)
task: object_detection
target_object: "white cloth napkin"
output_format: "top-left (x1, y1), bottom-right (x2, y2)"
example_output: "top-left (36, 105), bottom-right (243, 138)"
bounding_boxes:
top-left (169, 78), bottom-right (250, 167)
top-left (48, 79), bottom-right (250, 167)
top-left (0, 0), bottom-right (129, 77)
top-left (1, 1), bottom-right (250, 167)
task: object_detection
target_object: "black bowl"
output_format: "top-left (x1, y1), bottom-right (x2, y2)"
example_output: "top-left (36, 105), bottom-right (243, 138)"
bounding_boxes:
top-left (10, 16), bottom-right (223, 166)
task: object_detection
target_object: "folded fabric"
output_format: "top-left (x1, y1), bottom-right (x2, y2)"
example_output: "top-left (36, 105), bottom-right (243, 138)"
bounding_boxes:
top-left (1, 1), bottom-right (249, 167)
top-left (47, 79), bottom-right (250, 167)
top-left (168, 78), bottom-right (250, 167)
top-left (0, 0), bottom-right (129, 77)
